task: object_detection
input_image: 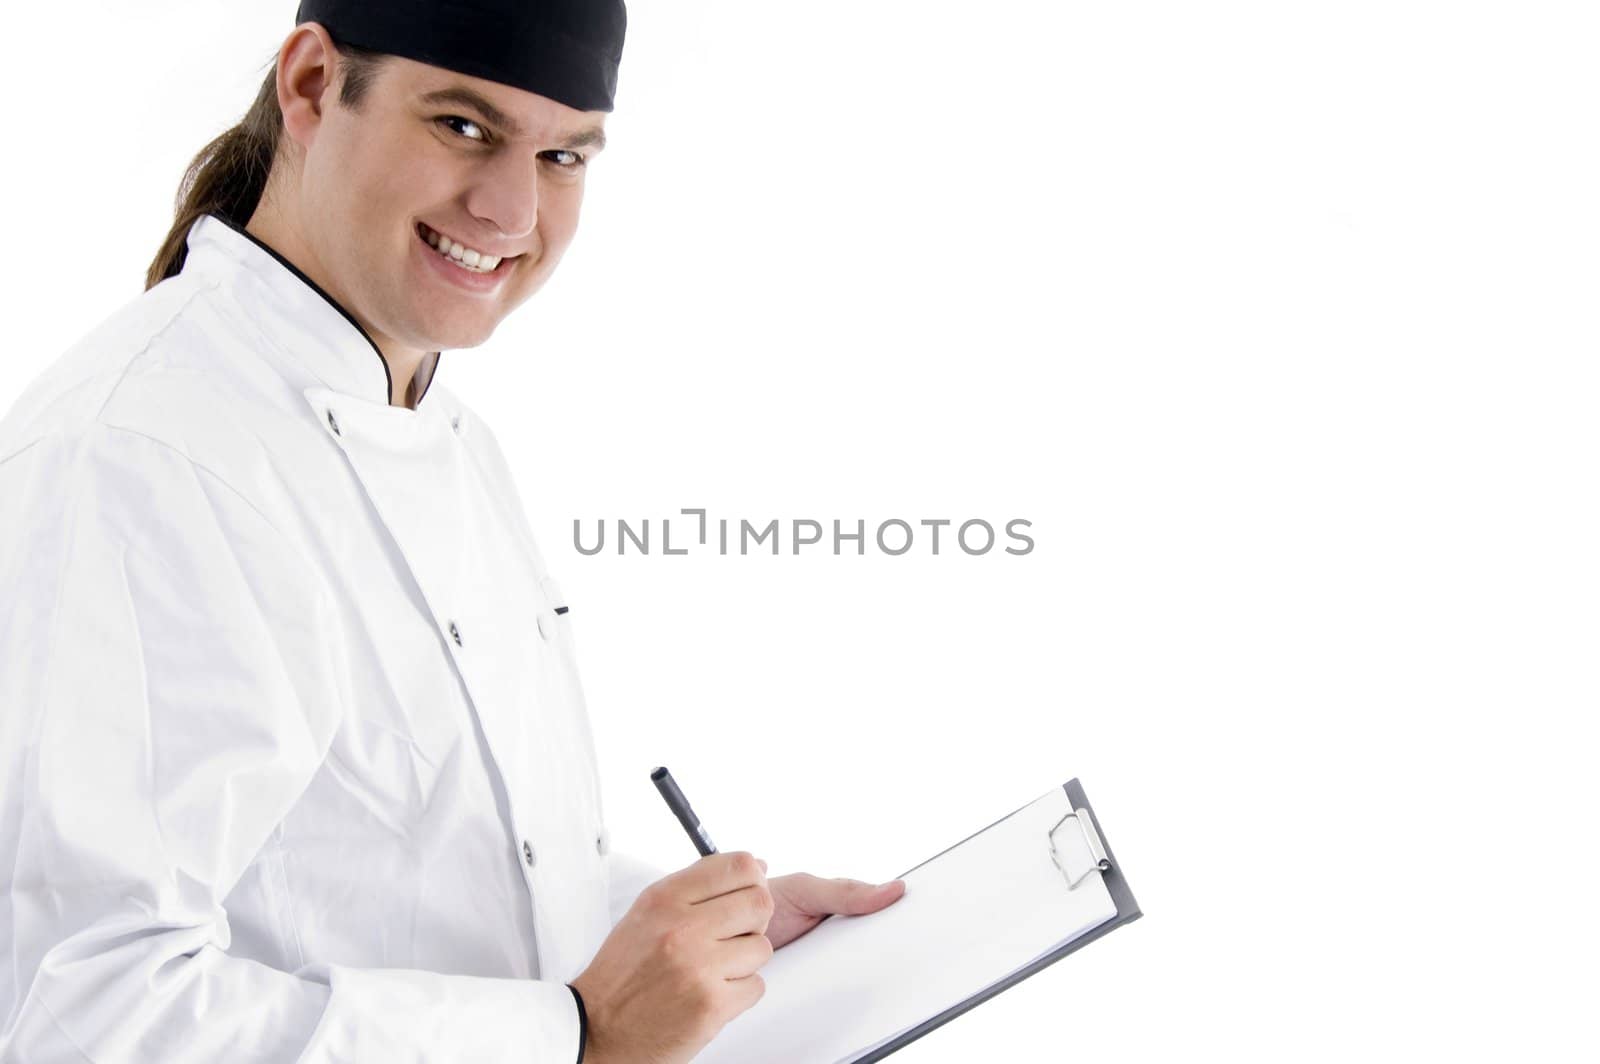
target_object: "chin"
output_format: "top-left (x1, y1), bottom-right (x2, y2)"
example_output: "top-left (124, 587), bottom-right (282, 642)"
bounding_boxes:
top-left (430, 319), bottom-right (500, 350)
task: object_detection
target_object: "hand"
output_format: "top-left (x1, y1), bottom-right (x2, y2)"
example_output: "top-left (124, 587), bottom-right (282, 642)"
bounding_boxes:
top-left (762, 869), bottom-right (907, 951)
top-left (571, 852), bottom-right (774, 1064)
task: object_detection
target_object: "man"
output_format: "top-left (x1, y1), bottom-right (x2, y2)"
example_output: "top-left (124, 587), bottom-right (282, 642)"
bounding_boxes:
top-left (0, 2), bottom-right (904, 1061)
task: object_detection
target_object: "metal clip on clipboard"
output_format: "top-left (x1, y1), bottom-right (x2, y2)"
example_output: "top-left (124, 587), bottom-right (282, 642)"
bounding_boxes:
top-left (1047, 806), bottom-right (1113, 890)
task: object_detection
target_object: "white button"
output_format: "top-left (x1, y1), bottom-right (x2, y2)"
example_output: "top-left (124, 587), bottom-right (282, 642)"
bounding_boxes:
top-left (325, 409), bottom-right (342, 436)
top-left (447, 620), bottom-right (462, 647)
top-left (450, 414), bottom-right (462, 434)
top-left (522, 839), bottom-right (536, 867)
top-left (536, 612), bottom-right (553, 641)
top-left (596, 828), bottom-right (610, 856)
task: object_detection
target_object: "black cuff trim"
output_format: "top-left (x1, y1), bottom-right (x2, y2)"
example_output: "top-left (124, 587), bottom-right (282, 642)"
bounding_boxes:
top-left (566, 982), bottom-right (589, 1064)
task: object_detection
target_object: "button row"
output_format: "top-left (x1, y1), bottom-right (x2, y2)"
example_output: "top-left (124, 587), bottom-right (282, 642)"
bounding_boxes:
top-left (319, 407), bottom-right (463, 440)
top-left (521, 834), bottom-right (607, 865)
top-left (444, 615), bottom-right (557, 646)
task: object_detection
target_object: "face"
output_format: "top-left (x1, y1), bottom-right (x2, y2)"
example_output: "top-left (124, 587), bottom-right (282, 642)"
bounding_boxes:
top-left (280, 29), bottom-right (608, 354)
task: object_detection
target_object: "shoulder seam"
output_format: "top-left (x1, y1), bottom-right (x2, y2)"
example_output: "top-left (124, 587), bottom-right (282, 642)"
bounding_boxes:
top-left (88, 419), bottom-right (298, 552)
top-left (90, 277), bottom-right (223, 424)
top-left (80, 419), bottom-right (346, 681)
top-left (0, 433), bottom-right (48, 473)
top-left (0, 279), bottom-right (218, 468)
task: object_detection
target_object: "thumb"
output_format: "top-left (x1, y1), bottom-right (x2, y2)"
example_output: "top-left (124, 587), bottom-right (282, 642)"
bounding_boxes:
top-left (801, 875), bottom-right (906, 916)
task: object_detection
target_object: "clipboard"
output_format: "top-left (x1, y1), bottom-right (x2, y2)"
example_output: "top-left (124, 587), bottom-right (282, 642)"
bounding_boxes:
top-left (848, 778), bottom-right (1142, 1062)
top-left (693, 778), bottom-right (1142, 1063)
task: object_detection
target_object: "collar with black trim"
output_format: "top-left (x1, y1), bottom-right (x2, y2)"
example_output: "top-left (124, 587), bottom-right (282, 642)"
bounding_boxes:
top-left (180, 212), bottom-right (442, 410)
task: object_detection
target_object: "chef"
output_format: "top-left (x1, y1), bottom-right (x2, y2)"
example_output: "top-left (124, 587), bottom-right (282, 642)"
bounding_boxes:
top-left (0, 1), bottom-right (904, 1061)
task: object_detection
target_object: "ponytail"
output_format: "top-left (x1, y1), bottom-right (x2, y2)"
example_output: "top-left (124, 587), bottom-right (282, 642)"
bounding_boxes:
top-left (145, 40), bottom-right (390, 291)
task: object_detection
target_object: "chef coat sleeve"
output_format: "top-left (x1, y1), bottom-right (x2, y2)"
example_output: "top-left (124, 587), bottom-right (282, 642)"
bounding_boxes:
top-left (1, 422), bottom-right (584, 1064)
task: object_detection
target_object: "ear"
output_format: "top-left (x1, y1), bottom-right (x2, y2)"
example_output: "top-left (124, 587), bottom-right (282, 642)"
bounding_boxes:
top-left (275, 22), bottom-right (338, 152)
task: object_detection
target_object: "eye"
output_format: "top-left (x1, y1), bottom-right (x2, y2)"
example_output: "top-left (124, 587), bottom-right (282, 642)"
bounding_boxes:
top-left (437, 115), bottom-right (489, 143)
top-left (541, 149), bottom-right (587, 170)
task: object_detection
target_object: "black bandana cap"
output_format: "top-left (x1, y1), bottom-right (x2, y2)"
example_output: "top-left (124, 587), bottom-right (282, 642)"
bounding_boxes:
top-left (293, 0), bottom-right (627, 112)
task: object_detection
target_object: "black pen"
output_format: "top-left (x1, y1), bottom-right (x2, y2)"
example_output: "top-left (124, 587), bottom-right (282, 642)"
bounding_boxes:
top-left (651, 766), bottom-right (718, 857)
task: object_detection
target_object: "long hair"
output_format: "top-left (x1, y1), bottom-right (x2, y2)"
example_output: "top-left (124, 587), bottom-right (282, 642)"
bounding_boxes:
top-left (144, 40), bottom-right (390, 291)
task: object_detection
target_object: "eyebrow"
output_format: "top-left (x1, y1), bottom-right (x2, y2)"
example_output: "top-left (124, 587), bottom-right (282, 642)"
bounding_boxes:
top-left (418, 86), bottom-right (607, 151)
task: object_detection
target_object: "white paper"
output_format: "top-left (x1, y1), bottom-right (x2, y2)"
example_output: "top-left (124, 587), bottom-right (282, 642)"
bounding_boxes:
top-left (693, 786), bottom-right (1120, 1063)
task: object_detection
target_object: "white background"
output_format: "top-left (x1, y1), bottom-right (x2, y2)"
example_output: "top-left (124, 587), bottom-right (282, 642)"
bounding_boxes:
top-left (4, 1), bottom-right (1597, 1059)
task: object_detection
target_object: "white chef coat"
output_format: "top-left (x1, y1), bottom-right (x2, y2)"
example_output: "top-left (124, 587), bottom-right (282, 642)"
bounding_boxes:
top-left (0, 212), bottom-right (664, 1062)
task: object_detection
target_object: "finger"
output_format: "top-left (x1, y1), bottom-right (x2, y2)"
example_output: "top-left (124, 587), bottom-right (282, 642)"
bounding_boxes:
top-left (694, 882), bottom-right (775, 940)
top-left (712, 930), bottom-right (774, 981)
top-left (692, 853), bottom-right (770, 905)
top-left (786, 874), bottom-right (905, 917)
top-left (668, 851), bottom-right (766, 905)
top-left (865, 879), bottom-right (908, 911)
top-left (724, 970), bottom-right (767, 1014)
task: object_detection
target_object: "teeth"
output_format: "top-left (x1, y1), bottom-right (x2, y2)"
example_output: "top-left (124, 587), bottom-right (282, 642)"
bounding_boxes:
top-left (420, 223), bottom-right (504, 273)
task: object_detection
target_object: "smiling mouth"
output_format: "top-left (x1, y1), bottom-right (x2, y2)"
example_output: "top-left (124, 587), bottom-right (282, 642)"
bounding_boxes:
top-left (416, 221), bottom-right (518, 274)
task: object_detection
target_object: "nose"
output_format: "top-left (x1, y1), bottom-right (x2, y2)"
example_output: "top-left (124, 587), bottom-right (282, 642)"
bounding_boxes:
top-left (463, 147), bottom-right (540, 244)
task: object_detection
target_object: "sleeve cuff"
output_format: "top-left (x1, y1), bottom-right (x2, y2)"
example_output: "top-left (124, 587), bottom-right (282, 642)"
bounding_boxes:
top-left (298, 964), bottom-right (585, 1063)
top-left (566, 983), bottom-right (589, 1064)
